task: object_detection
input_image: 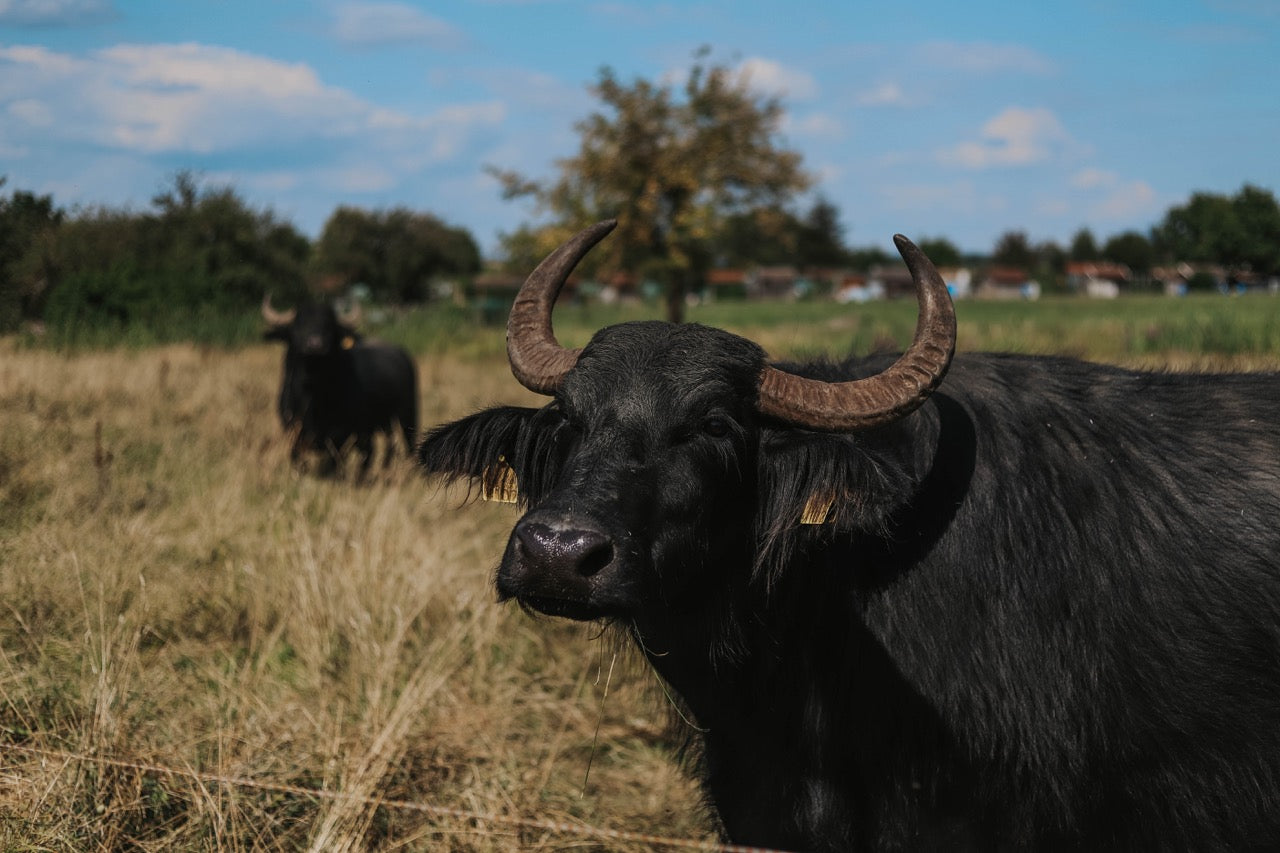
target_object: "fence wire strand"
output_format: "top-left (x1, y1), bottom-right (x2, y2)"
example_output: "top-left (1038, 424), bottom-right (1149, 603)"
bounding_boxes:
top-left (0, 740), bottom-right (789, 852)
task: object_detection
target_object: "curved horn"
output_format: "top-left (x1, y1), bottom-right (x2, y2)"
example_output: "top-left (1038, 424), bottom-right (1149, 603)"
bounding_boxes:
top-left (261, 293), bottom-right (296, 326)
top-left (337, 299), bottom-right (362, 328)
top-left (757, 234), bottom-right (956, 431)
top-left (507, 219), bottom-right (617, 394)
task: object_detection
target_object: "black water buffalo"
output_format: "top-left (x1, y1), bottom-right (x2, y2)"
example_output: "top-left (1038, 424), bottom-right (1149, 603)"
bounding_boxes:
top-left (263, 297), bottom-right (417, 476)
top-left (418, 221), bottom-right (1280, 850)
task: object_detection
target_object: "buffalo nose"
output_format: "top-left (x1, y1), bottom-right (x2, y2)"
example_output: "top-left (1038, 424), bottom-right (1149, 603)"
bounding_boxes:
top-left (514, 521), bottom-right (614, 578)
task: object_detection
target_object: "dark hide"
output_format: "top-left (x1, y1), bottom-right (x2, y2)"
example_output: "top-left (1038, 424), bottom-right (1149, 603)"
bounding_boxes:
top-left (419, 319), bottom-right (1280, 851)
top-left (266, 302), bottom-right (418, 476)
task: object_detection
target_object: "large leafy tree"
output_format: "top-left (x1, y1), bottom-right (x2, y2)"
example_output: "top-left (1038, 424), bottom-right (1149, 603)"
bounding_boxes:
top-left (315, 206), bottom-right (480, 303)
top-left (1154, 184), bottom-right (1280, 274)
top-left (491, 50), bottom-right (811, 322)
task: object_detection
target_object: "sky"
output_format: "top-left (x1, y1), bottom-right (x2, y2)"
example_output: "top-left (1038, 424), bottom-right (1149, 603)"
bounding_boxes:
top-left (0, 0), bottom-right (1276, 258)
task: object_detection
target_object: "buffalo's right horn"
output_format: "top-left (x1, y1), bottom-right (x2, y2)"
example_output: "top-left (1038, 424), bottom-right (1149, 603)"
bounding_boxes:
top-left (261, 294), bottom-right (296, 326)
top-left (507, 220), bottom-right (617, 395)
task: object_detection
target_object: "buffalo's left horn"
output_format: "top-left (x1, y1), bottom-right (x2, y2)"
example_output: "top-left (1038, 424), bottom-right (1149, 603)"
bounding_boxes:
top-left (261, 294), bottom-right (296, 326)
top-left (507, 219), bottom-right (617, 394)
top-left (756, 235), bottom-right (956, 431)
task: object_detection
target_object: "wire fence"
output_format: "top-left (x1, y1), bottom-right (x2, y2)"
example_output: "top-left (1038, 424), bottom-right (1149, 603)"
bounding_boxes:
top-left (0, 741), bottom-right (790, 852)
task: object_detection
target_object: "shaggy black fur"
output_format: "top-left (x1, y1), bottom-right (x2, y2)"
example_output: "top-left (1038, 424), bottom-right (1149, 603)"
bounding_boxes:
top-left (419, 319), bottom-right (1280, 851)
top-left (266, 302), bottom-right (418, 476)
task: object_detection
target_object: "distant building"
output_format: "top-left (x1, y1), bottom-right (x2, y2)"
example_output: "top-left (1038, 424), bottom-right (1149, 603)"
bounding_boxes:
top-left (1066, 261), bottom-right (1130, 299)
top-left (747, 266), bottom-right (801, 300)
top-left (938, 267), bottom-right (973, 299)
top-left (704, 269), bottom-right (748, 301)
top-left (977, 267), bottom-right (1040, 300)
top-left (866, 263), bottom-right (915, 300)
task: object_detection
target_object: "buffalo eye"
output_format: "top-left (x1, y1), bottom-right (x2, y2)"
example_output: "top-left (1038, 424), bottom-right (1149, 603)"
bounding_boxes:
top-left (702, 416), bottom-right (732, 438)
top-left (550, 403), bottom-right (585, 434)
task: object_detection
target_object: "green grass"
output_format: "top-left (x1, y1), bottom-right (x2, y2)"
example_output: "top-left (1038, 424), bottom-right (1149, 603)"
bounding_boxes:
top-left (26, 291), bottom-right (1280, 369)
top-left (372, 292), bottom-right (1280, 370)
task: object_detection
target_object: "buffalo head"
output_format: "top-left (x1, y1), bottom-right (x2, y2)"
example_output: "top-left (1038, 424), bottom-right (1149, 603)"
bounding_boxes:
top-left (262, 296), bottom-right (362, 356)
top-left (419, 221), bottom-right (955, 624)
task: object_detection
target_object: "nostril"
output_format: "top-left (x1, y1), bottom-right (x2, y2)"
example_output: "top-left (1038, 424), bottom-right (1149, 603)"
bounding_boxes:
top-left (573, 533), bottom-right (614, 578)
top-left (515, 522), bottom-right (553, 565)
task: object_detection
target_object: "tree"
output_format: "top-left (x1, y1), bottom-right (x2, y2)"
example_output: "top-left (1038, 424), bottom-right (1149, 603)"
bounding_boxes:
top-left (711, 207), bottom-right (801, 268)
top-left (1230, 184), bottom-right (1280, 275)
top-left (796, 197), bottom-right (849, 268)
top-left (42, 171), bottom-right (311, 332)
top-left (1102, 231), bottom-right (1154, 273)
top-left (1153, 184), bottom-right (1280, 274)
top-left (916, 237), bottom-right (961, 269)
top-left (0, 177), bottom-right (63, 331)
top-left (315, 206), bottom-right (480, 303)
top-left (847, 244), bottom-right (893, 270)
top-left (709, 198), bottom-right (850, 269)
top-left (1034, 240), bottom-right (1067, 282)
top-left (992, 231), bottom-right (1035, 270)
top-left (491, 49), bottom-right (810, 322)
top-left (1069, 228), bottom-right (1099, 262)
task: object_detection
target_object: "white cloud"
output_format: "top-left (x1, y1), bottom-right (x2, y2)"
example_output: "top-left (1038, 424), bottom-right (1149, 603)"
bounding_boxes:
top-left (0, 44), bottom-right (79, 75)
top-left (736, 57), bottom-right (818, 101)
top-left (855, 81), bottom-right (909, 107)
top-left (101, 42), bottom-right (329, 98)
top-left (1069, 168), bottom-right (1160, 220)
top-left (917, 41), bottom-right (1055, 75)
top-left (1092, 180), bottom-right (1158, 219)
top-left (787, 111), bottom-right (843, 139)
top-left (1071, 167), bottom-right (1119, 190)
top-left (0, 0), bottom-right (114, 26)
top-left (0, 42), bottom-right (503, 157)
top-left (8, 98), bottom-right (53, 126)
top-left (328, 2), bottom-right (461, 48)
top-left (937, 107), bottom-right (1071, 169)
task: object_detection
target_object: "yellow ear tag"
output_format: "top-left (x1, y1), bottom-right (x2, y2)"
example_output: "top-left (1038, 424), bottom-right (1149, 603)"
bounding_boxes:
top-left (481, 456), bottom-right (519, 504)
top-left (800, 492), bottom-right (836, 525)
top-left (341, 336), bottom-right (355, 350)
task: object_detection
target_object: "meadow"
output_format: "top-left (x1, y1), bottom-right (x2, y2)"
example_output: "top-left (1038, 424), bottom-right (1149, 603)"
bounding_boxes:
top-left (4, 292), bottom-right (1280, 851)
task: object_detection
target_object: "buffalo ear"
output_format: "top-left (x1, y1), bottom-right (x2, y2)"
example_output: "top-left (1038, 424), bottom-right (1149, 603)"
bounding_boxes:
top-left (758, 431), bottom-right (915, 536)
top-left (264, 325), bottom-right (290, 342)
top-left (418, 406), bottom-right (541, 503)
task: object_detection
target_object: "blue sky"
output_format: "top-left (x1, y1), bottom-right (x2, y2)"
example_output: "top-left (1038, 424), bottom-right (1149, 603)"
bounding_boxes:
top-left (0, 0), bottom-right (1275, 257)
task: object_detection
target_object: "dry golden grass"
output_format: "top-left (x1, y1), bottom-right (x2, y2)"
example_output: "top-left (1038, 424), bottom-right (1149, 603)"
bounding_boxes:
top-left (6, 295), bottom-right (1280, 851)
top-left (0, 343), bottom-right (714, 851)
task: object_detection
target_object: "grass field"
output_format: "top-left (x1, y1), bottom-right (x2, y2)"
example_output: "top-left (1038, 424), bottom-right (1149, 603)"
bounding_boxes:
top-left (4, 293), bottom-right (1280, 850)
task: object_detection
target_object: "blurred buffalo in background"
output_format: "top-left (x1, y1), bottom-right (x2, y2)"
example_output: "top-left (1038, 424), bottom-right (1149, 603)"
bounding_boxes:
top-left (263, 296), bottom-right (417, 477)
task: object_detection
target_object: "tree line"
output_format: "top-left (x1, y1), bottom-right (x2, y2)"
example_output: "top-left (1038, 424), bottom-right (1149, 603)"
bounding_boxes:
top-left (0, 172), bottom-right (481, 336)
